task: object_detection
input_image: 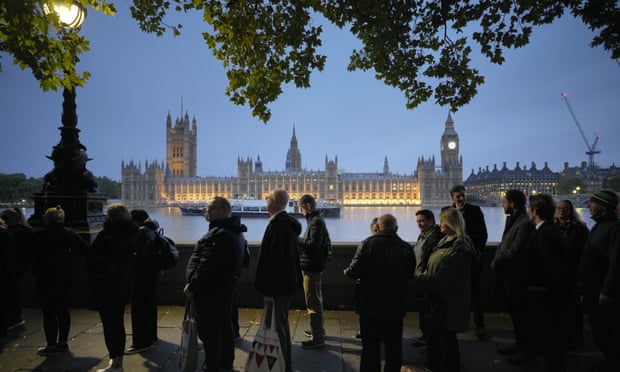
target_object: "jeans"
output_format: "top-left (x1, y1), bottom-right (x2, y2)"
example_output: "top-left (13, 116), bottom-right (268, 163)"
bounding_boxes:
top-left (303, 271), bottom-right (325, 340)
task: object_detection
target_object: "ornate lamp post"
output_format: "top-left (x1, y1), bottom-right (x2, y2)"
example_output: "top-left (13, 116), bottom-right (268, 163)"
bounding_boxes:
top-left (29, 0), bottom-right (106, 238)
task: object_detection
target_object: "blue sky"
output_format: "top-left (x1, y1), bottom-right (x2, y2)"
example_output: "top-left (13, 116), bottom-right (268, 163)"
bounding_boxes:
top-left (1, 7), bottom-right (619, 182)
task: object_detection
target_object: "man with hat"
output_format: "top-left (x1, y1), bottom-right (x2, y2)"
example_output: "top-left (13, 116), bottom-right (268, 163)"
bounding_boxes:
top-left (577, 189), bottom-right (620, 372)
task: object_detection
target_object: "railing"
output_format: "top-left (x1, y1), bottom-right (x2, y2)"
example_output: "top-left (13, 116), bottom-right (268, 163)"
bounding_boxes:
top-left (21, 241), bottom-right (501, 310)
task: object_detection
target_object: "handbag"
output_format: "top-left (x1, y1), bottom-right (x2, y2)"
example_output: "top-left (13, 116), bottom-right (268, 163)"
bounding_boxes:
top-left (245, 298), bottom-right (286, 372)
top-left (178, 300), bottom-right (199, 372)
top-left (419, 295), bottom-right (446, 334)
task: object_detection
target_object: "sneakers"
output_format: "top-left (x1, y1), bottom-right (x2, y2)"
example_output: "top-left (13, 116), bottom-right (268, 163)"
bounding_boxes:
top-left (301, 339), bottom-right (326, 349)
top-left (56, 342), bottom-right (69, 353)
top-left (304, 329), bottom-right (312, 337)
top-left (96, 367), bottom-right (123, 372)
top-left (8, 319), bottom-right (26, 330)
top-left (125, 344), bottom-right (153, 354)
top-left (37, 346), bottom-right (58, 356)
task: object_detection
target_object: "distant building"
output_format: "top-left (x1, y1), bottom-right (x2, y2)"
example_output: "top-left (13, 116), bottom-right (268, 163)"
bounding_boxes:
top-left (464, 161), bottom-right (558, 204)
top-left (121, 112), bottom-right (464, 207)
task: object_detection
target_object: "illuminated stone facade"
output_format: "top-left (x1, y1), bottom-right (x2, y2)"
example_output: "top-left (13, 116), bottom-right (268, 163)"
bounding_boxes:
top-left (121, 112), bottom-right (463, 206)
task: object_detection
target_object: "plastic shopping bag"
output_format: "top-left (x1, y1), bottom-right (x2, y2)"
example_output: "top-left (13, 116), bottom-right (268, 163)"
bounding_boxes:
top-left (178, 300), bottom-right (199, 372)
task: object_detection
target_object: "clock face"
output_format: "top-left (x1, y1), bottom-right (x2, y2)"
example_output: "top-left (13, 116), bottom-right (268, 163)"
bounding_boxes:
top-left (448, 141), bottom-right (456, 150)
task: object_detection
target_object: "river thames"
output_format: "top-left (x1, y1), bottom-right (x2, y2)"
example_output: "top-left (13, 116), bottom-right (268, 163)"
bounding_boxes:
top-left (131, 205), bottom-right (595, 244)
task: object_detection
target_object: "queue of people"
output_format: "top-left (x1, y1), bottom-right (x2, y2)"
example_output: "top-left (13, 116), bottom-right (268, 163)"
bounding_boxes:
top-left (1, 186), bottom-right (618, 372)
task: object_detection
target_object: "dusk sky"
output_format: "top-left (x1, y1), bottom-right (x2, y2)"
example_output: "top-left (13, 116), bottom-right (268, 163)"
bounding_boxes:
top-left (1, 7), bottom-right (619, 182)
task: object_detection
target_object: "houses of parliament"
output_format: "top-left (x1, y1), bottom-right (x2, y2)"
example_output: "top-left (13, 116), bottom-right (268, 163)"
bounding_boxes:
top-left (121, 112), bottom-right (464, 207)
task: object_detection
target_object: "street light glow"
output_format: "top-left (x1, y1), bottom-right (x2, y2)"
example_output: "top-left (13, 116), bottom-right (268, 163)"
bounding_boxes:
top-left (43, 1), bottom-right (86, 30)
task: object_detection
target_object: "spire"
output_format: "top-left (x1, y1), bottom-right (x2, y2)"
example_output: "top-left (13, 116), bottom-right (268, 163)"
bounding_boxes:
top-left (445, 112), bottom-right (454, 128)
top-left (383, 156), bottom-right (389, 174)
top-left (291, 125), bottom-right (298, 147)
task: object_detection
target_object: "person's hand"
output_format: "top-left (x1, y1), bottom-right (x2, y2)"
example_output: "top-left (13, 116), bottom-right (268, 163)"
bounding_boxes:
top-left (183, 283), bottom-right (193, 299)
top-left (599, 293), bottom-right (613, 304)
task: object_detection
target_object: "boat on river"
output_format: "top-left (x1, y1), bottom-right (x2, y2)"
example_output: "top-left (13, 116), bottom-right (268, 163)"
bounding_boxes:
top-left (179, 197), bottom-right (341, 218)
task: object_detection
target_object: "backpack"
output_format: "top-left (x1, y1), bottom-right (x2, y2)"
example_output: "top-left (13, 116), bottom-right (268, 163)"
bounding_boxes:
top-left (154, 227), bottom-right (179, 271)
top-left (322, 232), bottom-right (333, 261)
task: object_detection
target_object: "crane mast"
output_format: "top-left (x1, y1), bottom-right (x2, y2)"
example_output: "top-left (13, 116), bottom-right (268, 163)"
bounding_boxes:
top-left (560, 92), bottom-right (601, 168)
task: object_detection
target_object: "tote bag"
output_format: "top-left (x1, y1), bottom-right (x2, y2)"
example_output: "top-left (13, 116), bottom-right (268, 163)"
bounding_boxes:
top-left (178, 300), bottom-right (199, 372)
top-left (246, 299), bottom-right (286, 372)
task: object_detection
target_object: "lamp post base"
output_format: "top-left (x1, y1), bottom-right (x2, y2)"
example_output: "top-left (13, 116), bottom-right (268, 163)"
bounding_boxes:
top-left (29, 191), bottom-right (107, 242)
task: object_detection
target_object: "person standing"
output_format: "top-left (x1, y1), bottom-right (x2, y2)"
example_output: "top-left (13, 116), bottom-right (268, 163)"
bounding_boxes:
top-left (344, 214), bottom-right (415, 372)
top-left (555, 199), bottom-right (589, 350)
top-left (449, 185), bottom-right (488, 339)
top-left (88, 204), bottom-right (138, 372)
top-left (411, 209), bottom-right (442, 349)
top-left (184, 196), bottom-right (247, 372)
top-left (414, 209), bottom-right (443, 276)
top-left (491, 189), bottom-right (535, 364)
top-left (522, 193), bottom-right (571, 372)
top-left (298, 194), bottom-right (330, 349)
top-left (418, 208), bottom-right (475, 372)
top-left (577, 189), bottom-right (620, 372)
top-left (126, 209), bottom-right (161, 354)
top-left (0, 217), bottom-right (11, 344)
top-left (352, 217), bottom-right (380, 340)
top-left (0, 208), bottom-right (33, 330)
top-left (254, 189), bottom-right (302, 372)
top-left (25, 206), bottom-right (89, 356)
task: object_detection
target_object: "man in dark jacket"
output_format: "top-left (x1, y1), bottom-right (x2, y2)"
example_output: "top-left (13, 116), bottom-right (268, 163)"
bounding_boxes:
top-left (491, 189), bottom-right (535, 363)
top-left (577, 189), bottom-right (620, 372)
top-left (344, 214), bottom-right (415, 372)
top-left (449, 184), bottom-right (488, 339)
top-left (255, 189), bottom-right (302, 372)
top-left (185, 196), bottom-right (247, 372)
top-left (298, 194), bottom-right (330, 349)
top-left (523, 193), bottom-right (570, 371)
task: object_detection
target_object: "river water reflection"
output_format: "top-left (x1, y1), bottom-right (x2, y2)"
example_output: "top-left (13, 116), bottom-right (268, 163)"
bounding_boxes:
top-left (141, 206), bottom-right (595, 244)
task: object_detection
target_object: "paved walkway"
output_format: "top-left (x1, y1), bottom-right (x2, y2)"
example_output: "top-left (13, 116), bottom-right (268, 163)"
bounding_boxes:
top-left (0, 307), bottom-right (603, 371)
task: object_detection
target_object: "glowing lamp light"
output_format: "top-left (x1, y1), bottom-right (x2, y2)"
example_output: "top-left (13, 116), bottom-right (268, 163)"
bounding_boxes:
top-left (43, 1), bottom-right (86, 30)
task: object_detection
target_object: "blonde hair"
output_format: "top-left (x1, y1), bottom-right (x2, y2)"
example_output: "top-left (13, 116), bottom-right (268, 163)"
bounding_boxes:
top-left (439, 207), bottom-right (466, 237)
top-left (106, 203), bottom-right (131, 224)
top-left (44, 205), bottom-right (65, 225)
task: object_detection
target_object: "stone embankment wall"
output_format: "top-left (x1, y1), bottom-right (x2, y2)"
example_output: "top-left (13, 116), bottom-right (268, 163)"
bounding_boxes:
top-left (21, 242), bottom-right (500, 311)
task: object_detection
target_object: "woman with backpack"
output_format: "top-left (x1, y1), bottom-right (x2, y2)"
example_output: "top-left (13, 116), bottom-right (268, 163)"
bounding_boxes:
top-left (87, 204), bottom-right (138, 372)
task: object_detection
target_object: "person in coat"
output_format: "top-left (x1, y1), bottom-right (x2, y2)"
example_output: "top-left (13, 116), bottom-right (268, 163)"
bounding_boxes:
top-left (418, 207), bottom-right (474, 372)
top-left (577, 189), bottom-right (620, 372)
top-left (298, 194), bottom-right (330, 349)
top-left (448, 185), bottom-right (489, 339)
top-left (87, 204), bottom-right (138, 372)
top-left (555, 199), bottom-right (589, 350)
top-left (344, 214), bottom-right (415, 372)
top-left (254, 189), bottom-right (302, 372)
top-left (0, 208), bottom-right (32, 330)
top-left (126, 209), bottom-right (161, 354)
top-left (491, 189), bottom-right (535, 363)
top-left (184, 196), bottom-right (247, 372)
top-left (522, 193), bottom-right (571, 372)
top-left (25, 206), bottom-right (89, 356)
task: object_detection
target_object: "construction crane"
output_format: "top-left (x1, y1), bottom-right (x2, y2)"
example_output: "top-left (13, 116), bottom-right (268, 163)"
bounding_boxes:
top-left (560, 92), bottom-right (601, 168)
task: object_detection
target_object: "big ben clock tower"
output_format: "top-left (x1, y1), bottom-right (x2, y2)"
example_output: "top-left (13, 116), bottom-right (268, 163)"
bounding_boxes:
top-left (440, 112), bottom-right (461, 175)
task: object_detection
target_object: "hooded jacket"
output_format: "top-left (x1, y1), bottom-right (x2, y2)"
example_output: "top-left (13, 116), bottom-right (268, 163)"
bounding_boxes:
top-left (255, 211), bottom-right (302, 297)
top-left (185, 216), bottom-right (248, 295)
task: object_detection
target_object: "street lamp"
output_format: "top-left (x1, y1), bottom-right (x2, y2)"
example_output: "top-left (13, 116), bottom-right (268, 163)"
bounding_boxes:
top-left (29, 0), bottom-right (106, 237)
